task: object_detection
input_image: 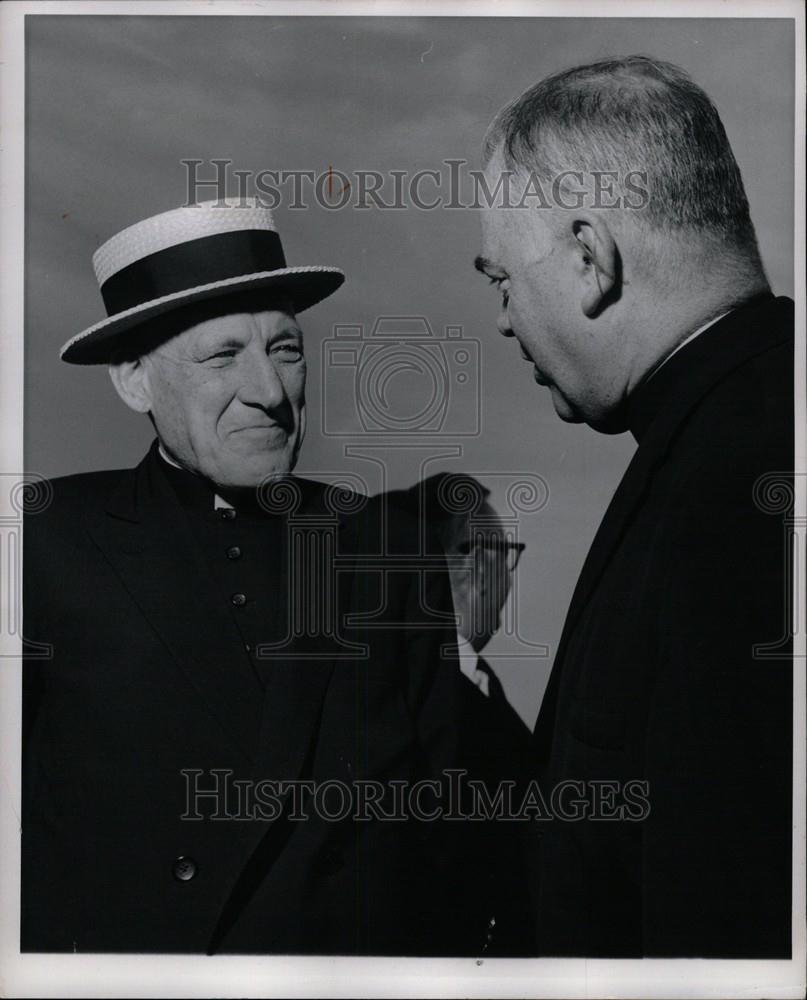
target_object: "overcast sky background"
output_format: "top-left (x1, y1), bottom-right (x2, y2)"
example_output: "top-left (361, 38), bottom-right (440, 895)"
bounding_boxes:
top-left (24, 15), bottom-right (794, 725)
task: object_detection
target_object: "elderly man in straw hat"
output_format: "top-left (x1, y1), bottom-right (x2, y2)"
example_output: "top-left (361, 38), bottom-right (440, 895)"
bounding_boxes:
top-left (21, 199), bottom-right (492, 955)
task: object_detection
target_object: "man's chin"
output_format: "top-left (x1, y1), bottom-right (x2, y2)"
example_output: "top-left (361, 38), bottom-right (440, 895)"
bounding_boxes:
top-left (555, 399), bottom-right (630, 435)
top-left (549, 386), bottom-right (585, 424)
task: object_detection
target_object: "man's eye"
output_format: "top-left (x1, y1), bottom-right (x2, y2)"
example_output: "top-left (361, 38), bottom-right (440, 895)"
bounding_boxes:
top-left (208, 350), bottom-right (237, 361)
top-left (273, 343), bottom-right (304, 360)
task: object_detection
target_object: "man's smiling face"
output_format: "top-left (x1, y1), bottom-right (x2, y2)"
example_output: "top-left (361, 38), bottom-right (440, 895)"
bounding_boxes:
top-left (138, 294), bottom-right (307, 488)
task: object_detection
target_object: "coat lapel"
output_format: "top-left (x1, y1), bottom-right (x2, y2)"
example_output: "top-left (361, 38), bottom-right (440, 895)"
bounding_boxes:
top-left (83, 445), bottom-right (368, 946)
top-left (248, 477), bottom-right (355, 784)
top-left (205, 482), bottom-right (358, 952)
top-left (83, 442), bottom-right (263, 762)
top-left (535, 296), bottom-right (793, 745)
top-left (561, 296), bottom-right (792, 644)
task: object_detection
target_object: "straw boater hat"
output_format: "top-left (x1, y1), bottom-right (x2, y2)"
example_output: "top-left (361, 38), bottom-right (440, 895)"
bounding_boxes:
top-left (60, 198), bottom-right (345, 364)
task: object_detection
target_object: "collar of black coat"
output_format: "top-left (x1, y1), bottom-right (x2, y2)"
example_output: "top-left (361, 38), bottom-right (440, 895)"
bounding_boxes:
top-left (157, 446), bottom-right (301, 519)
top-left (105, 439), bottom-right (346, 526)
top-left (625, 293), bottom-right (792, 444)
top-left (155, 448), bottom-right (224, 511)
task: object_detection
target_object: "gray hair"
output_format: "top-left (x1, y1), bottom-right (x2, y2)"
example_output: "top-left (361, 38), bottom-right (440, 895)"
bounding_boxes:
top-left (483, 55), bottom-right (760, 256)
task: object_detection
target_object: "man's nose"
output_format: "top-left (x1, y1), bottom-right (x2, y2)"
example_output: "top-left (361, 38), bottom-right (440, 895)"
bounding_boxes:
top-left (239, 350), bottom-right (287, 409)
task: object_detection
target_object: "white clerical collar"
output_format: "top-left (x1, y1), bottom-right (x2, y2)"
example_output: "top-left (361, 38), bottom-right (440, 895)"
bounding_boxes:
top-left (157, 442), bottom-right (233, 511)
top-left (456, 634), bottom-right (490, 698)
top-left (644, 309), bottom-right (731, 385)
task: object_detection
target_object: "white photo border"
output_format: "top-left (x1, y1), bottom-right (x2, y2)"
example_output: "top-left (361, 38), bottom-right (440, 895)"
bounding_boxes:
top-left (1, 2), bottom-right (804, 997)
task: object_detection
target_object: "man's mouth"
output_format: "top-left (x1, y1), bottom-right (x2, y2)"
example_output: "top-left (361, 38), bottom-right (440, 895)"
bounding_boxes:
top-left (234, 420), bottom-right (284, 430)
top-left (515, 342), bottom-right (549, 385)
top-left (232, 424), bottom-right (287, 438)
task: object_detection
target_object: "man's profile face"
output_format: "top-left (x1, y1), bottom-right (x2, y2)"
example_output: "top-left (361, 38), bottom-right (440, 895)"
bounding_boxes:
top-left (140, 297), bottom-right (307, 489)
top-left (448, 501), bottom-right (514, 652)
top-left (477, 150), bottom-right (618, 427)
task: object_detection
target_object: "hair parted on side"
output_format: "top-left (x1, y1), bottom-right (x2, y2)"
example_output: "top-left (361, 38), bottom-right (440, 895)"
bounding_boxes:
top-left (483, 55), bottom-right (760, 255)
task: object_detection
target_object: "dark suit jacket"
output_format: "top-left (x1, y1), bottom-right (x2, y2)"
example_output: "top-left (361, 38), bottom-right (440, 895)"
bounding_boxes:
top-left (530, 295), bottom-right (794, 957)
top-left (454, 660), bottom-right (534, 956)
top-left (456, 657), bottom-right (530, 788)
top-left (379, 485), bottom-right (534, 953)
top-left (21, 441), bottom-right (490, 955)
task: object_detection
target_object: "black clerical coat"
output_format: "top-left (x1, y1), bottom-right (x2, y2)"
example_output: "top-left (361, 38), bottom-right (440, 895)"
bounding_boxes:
top-left (530, 295), bottom-right (794, 957)
top-left (21, 441), bottom-right (488, 955)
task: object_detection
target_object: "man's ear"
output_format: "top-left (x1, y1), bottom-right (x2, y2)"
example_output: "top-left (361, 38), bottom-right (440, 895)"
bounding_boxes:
top-left (573, 216), bottom-right (619, 317)
top-left (108, 357), bottom-right (152, 414)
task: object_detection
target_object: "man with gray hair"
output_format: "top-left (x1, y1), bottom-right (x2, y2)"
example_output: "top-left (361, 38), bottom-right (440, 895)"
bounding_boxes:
top-left (476, 56), bottom-right (793, 956)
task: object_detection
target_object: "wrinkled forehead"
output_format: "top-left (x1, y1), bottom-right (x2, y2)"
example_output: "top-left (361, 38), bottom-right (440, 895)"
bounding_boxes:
top-left (479, 165), bottom-right (557, 261)
top-left (146, 291), bottom-right (300, 357)
top-left (184, 304), bottom-right (299, 345)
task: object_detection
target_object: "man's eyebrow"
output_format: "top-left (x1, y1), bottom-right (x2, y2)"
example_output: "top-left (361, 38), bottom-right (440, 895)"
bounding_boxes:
top-left (269, 324), bottom-right (303, 343)
top-left (195, 335), bottom-right (245, 352)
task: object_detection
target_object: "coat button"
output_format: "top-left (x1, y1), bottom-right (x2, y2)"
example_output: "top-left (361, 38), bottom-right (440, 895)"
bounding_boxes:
top-left (231, 593), bottom-right (247, 607)
top-left (172, 856), bottom-right (197, 881)
top-left (227, 546), bottom-right (242, 560)
top-left (219, 508), bottom-right (236, 521)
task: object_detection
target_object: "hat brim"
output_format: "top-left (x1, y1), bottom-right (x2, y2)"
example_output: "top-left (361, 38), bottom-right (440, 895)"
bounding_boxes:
top-left (60, 266), bottom-right (345, 365)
